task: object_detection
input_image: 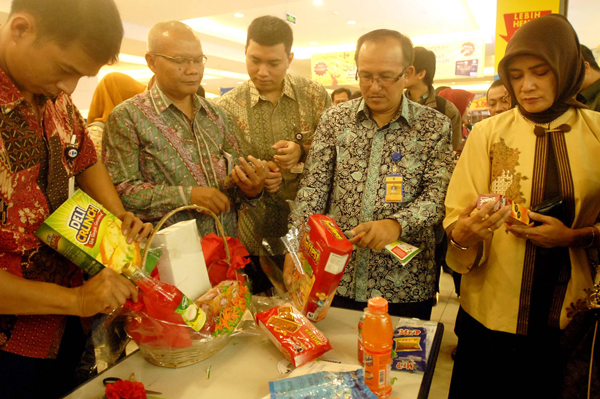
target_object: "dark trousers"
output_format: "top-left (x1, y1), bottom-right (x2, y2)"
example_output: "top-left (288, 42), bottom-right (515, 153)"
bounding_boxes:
top-left (449, 307), bottom-right (563, 399)
top-left (0, 316), bottom-right (87, 399)
top-left (332, 294), bottom-right (434, 320)
top-left (247, 255), bottom-right (276, 294)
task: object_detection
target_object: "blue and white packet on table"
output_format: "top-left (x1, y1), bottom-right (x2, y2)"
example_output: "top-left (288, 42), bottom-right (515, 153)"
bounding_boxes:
top-left (269, 369), bottom-right (378, 399)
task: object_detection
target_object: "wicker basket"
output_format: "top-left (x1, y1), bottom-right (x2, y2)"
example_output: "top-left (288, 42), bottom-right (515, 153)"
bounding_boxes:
top-left (130, 205), bottom-right (237, 368)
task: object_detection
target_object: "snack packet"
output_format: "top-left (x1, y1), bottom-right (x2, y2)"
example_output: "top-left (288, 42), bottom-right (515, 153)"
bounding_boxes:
top-left (385, 240), bottom-right (422, 266)
top-left (289, 214), bottom-right (353, 322)
top-left (269, 370), bottom-right (378, 399)
top-left (35, 189), bottom-right (158, 275)
top-left (391, 317), bottom-right (437, 373)
top-left (256, 304), bottom-right (332, 367)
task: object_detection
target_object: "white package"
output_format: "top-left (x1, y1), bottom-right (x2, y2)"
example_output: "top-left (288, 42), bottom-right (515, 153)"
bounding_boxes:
top-left (152, 220), bottom-right (211, 300)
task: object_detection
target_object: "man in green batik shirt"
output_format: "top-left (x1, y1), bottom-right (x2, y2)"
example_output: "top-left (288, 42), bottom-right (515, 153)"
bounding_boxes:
top-left (104, 21), bottom-right (266, 238)
top-left (218, 16), bottom-right (330, 291)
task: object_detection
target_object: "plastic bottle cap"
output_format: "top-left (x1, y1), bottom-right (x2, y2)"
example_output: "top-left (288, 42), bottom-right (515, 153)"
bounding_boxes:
top-left (367, 296), bottom-right (388, 313)
top-left (121, 262), bottom-right (137, 277)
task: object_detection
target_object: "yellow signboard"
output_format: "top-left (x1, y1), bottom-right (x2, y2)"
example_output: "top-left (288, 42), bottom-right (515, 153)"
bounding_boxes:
top-left (494, 0), bottom-right (565, 73)
top-left (311, 51), bottom-right (357, 87)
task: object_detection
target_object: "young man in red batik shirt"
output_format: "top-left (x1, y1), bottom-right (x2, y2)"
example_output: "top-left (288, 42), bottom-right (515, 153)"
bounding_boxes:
top-left (0, 1), bottom-right (153, 397)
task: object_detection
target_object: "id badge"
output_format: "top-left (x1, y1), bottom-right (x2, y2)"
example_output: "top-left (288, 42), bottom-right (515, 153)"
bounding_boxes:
top-left (224, 151), bottom-right (234, 175)
top-left (385, 175), bottom-right (403, 203)
top-left (290, 162), bottom-right (305, 174)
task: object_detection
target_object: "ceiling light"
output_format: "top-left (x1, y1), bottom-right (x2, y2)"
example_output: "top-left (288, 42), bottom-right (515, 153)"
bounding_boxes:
top-left (310, 42), bottom-right (318, 45)
top-left (313, 0), bottom-right (323, 5)
top-left (237, 81), bottom-right (244, 84)
top-left (234, 13), bottom-right (244, 18)
top-left (347, 21), bottom-right (356, 25)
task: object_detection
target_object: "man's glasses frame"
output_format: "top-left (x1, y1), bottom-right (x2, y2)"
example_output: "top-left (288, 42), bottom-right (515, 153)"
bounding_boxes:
top-left (150, 53), bottom-right (208, 66)
top-left (355, 67), bottom-right (408, 87)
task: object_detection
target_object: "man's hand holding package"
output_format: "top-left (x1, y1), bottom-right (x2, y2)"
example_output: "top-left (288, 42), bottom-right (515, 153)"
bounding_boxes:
top-left (232, 155), bottom-right (267, 198)
top-left (451, 199), bottom-right (510, 248)
top-left (75, 268), bottom-right (138, 317)
top-left (191, 187), bottom-right (231, 215)
top-left (349, 219), bottom-right (402, 250)
top-left (272, 140), bottom-right (302, 169)
top-left (118, 211), bottom-right (153, 244)
top-left (265, 161), bottom-right (282, 193)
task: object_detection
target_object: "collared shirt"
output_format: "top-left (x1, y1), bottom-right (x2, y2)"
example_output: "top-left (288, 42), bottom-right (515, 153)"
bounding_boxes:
top-left (577, 78), bottom-right (600, 112)
top-left (218, 75), bottom-right (331, 255)
top-left (407, 87), bottom-right (463, 150)
top-left (292, 95), bottom-right (454, 303)
top-left (104, 86), bottom-right (243, 237)
top-left (0, 68), bottom-right (97, 358)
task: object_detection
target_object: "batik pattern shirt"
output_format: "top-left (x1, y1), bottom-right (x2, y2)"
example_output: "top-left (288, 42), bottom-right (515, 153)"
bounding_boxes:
top-left (218, 75), bottom-right (331, 255)
top-left (292, 96), bottom-right (454, 303)
top-left (104, 86), bottom-right (243, 237)
top-left (0, 68), bottom-right (97, 358)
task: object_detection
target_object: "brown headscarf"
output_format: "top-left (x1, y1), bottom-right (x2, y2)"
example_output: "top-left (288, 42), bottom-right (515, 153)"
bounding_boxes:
top-left (87, 72), bottom-right (146, 124)
top-left (498, 14), bottom-right (586, 124)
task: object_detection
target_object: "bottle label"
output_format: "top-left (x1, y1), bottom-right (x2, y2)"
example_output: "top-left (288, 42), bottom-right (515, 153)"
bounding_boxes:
top-left (174, 295), bottom-right (207, 332)
top-left (363, 348), bottom-right (392, 393)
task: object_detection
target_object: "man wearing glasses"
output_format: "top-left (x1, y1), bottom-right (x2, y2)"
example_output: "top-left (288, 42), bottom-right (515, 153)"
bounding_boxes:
top-left (288, 29), bottom-right (454, 319)
top-left (104, 21), bottom-right (266, 238)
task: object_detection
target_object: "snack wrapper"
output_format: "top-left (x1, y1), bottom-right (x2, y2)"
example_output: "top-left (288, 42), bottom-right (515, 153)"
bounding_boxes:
top-left (289, 214), bottom-right (353, 322)
top-left (476, 193), bottom-right (531, 225)
top-left (269, 370), bottom-right (378, 399)
top-left (385, 240), bottom-right (422, 266)
top-left (35, 189), bottom-right (158, 275)
top-left (391, 317), bottom-right (437, 373)
top-left (256, 304), bottom-right (332, 367)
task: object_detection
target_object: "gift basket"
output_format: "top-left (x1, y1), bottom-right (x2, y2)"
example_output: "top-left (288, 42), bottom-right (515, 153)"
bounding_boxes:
top-left (124, 205), bottom-right (256, 368)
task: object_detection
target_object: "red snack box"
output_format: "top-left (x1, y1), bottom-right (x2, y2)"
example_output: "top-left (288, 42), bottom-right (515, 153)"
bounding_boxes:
top-left (477, 194), bottom-right (506, 212)
top-left (256, 304), bottom-right (332, 367)
top-left (290, 215), bottom-right (353, 322)
top-left (508, 200), bottom-right (531, 225)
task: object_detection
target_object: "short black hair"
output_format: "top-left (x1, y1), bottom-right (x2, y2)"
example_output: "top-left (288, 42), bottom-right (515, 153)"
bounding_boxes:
top-left (412, 47), bottom-right (436, 88)
top-left (331, 87), bottom-right (351, 100)
top-left (10, 0), bottom-right (123, 65)
top-left (350, 90), bottom-right (362, 100)
top-left (486, 79), bottom-right (506, 101)
top-left (355, 29), bottom-right (414, 69)
top-left (246, 15), bottom-right (293, 54)
top-left (581, 45), bottom-right (600, 72)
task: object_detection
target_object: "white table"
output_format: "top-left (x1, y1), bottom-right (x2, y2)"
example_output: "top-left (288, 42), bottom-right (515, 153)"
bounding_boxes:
top-left (64, 307), bottom-right (442, 399)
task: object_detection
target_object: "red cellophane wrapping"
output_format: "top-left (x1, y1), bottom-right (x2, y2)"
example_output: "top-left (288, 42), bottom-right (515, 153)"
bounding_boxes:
top-left (256, 304), bottom-right (332, 367)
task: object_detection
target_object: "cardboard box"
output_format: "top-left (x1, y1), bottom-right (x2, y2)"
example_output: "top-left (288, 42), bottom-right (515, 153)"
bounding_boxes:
top-left (35, 189), bottom-right (157, 276)
top-left (289, 215), bottom-right (353, 322)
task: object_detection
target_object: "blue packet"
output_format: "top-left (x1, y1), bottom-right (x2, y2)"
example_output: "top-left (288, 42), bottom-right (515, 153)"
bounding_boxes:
top-left (392, 326), bottom-right (427, 372)
top-left (269, 369), bottom-right (378, 399)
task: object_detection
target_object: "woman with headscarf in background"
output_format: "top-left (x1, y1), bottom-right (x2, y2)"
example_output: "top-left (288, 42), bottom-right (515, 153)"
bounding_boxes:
top-left (443, 14), bottom-right (600, 399)
top-left (87, 72), bottom-right (146, 160)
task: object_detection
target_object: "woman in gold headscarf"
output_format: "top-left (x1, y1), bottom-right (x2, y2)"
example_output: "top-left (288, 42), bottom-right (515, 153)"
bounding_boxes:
top-left (87, 72), bottom-right (146, 160)
top-left (443, 14), bottom-right (600, 398)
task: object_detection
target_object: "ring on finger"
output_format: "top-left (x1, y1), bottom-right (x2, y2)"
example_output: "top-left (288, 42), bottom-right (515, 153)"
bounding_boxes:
top-left (487, 227), bottom-right (494, 233)
top-left (526, 234), bottom-right (530, 240)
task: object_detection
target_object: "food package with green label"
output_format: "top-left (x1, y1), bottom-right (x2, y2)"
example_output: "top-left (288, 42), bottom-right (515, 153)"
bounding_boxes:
top-left (35, 189), bottom-right (158, 276)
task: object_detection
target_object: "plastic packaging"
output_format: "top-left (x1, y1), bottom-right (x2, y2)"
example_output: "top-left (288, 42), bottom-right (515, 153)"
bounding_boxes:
top-left (256, 304), bottom-right (332, 367)
top-left (392, 317), bottom-right (438, 373)
top-left (358, 308), bottom-right (367, 366)
top-left (362, 297), bottom-right (394, 398)
top-left (122, 263), bottom-right (207, 332)
top-left (269, 370), bottom-right (378, 399)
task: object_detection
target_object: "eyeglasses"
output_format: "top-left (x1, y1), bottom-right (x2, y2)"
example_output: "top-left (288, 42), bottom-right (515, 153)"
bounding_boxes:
top-left (355, 68), bottom-right (407, 87)
top-left (150, 53), bottom-right (208, 66)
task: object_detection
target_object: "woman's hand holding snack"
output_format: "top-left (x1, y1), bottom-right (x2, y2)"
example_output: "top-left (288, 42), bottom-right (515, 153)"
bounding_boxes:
top-left (451, 199), bottom-right (510, 248)
top-left (507, 212), bottom-right (573, 248)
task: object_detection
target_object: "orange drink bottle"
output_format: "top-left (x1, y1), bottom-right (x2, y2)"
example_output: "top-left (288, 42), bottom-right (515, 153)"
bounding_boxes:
top-left (362, 296), bottom-right (394, 398)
